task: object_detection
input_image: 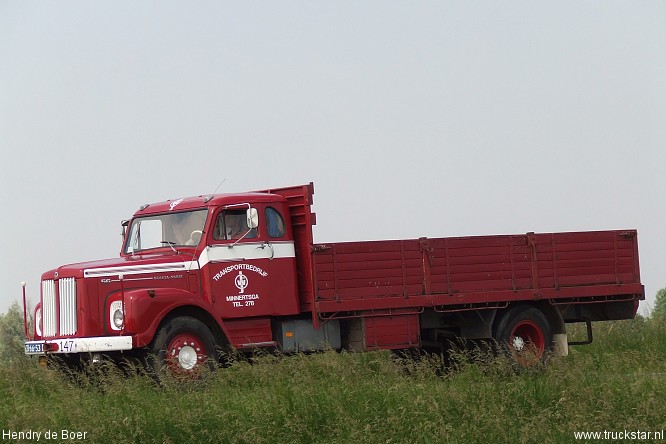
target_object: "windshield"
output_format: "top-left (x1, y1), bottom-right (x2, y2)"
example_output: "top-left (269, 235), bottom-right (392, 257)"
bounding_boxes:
top-left (124, 209), bottom-right (208, 254)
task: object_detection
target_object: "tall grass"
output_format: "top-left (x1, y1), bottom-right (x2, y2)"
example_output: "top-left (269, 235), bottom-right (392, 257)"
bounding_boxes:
top-left (1, 318), bottom-right (665, 443)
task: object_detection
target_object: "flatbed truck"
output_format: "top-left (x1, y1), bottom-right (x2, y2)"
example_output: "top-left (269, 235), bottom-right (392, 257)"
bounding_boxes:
top-left (23, 183), bottom-right (644, 371)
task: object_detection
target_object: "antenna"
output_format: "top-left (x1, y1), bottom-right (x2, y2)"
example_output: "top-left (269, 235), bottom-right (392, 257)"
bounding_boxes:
top-left (203, 178), bottom-right (226, 204)
top-left (213, 179), bottom-right (227, 195)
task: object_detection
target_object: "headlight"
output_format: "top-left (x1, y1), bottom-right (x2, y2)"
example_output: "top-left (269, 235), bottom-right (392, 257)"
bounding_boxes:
top-left (113, 309), bottom-right (124, 329)
top-left (109, 301), bottom-right (124, 331)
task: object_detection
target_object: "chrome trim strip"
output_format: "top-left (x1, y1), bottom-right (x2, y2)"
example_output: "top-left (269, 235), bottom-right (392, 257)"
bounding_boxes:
top-left (83, 261), bottom-right (199, 278)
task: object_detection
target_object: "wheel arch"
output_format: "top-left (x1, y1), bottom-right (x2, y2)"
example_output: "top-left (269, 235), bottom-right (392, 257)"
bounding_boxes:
top-left (492, 301), bottom-right (564, 337)
top-left (153, 305), bottom-right (230, 351)
top-left (124, 287), bottom-right (231, 350)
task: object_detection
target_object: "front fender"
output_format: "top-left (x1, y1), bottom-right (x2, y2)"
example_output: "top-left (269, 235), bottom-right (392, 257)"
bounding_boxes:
top-left (123, 288), bottom-right (218, 348)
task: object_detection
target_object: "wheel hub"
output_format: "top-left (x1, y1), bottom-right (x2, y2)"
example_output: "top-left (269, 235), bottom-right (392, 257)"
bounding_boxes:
top-left (511, 335), bottom-right (526, 351)
top-left (167, 334), bottom-right (205, 372)
top-left (509, 319), bottom-right (546, 365)
top-left (176, 344), bottom-right (198, 370)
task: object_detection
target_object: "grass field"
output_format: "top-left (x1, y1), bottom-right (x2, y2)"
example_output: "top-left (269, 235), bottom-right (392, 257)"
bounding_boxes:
top-left (1, 317), bottom-right (665, 443)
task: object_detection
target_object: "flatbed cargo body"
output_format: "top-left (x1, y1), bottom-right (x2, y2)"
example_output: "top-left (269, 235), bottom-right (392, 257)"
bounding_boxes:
top-left (311, 230), bottom-right (642, 315)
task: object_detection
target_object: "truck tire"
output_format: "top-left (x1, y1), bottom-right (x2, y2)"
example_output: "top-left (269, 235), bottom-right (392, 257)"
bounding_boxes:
top-left (493, 305), bottom-right (552, 367)
top-left (150, 316), bottom-right (217, 378)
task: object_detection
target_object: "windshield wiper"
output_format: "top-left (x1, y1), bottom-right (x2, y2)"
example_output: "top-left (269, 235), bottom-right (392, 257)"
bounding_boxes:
top-left (160, 241), bottom-right (179, 254)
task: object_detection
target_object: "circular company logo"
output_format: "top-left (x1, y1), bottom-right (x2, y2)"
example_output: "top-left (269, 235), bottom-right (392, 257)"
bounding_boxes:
top-left (234, 271), bottom-right (248, 294)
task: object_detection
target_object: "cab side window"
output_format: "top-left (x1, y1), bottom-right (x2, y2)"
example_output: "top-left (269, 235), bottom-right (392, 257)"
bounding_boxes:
top-left (213, 210), bottom-right (258, 240)
top-left (265, 207), bottom-right (286, 238)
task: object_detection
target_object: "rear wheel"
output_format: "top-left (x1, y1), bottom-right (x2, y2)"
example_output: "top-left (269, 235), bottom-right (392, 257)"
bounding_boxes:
top-left (150, 316), bottom-right (218, 379)
top-left (493, 305), bottom-right (552, 367)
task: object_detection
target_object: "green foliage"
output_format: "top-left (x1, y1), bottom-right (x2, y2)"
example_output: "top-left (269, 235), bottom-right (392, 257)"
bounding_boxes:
top-left (0, 302), bottom-right (28, 362)
top-left (1, 318), bottom-right (665, 443)
top-left (653, 287), bottom-right (666, 320)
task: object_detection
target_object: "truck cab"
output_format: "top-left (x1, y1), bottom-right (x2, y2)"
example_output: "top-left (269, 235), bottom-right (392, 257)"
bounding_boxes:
top-left (25, 184), bottom-right (317, 373)
top-left (120, 192), bottom-right (301, 320)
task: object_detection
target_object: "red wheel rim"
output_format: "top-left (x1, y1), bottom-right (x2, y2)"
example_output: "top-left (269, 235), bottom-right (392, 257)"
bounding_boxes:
top-left (509, 320), bottom-right (545, 365)
top-left (166, 333), bottom-right (208, 373)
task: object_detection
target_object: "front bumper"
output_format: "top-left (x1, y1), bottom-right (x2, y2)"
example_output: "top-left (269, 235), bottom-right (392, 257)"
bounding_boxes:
top-left (24, 336), bottom-right (133, 355)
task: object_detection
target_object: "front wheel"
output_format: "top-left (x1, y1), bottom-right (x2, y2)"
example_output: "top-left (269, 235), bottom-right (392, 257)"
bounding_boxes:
top-left (493, 305), bottom-right (552, 367)
top-left (150, 316), bottom-right (218, 379)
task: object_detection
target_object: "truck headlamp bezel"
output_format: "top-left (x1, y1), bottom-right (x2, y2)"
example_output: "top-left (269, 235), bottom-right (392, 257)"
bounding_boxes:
top-left (109, 300), bottom-right (124, 331)
top-left (113, 309), bottom-right (124, 329)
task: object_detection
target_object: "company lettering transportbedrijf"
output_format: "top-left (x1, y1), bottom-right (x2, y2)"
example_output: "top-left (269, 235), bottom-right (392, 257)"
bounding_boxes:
top-left (212, 263), bottom-right (268, 281)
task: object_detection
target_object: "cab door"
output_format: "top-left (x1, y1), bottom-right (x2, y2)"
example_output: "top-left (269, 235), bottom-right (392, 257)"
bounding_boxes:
top-left (205, 204), bottom-right (299, 319)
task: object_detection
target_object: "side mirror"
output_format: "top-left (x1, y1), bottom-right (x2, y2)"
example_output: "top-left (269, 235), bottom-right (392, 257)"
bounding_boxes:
top-left (121, 220), bottom-right (129, 238)
top-left (246, 208), bottom-right (259, 229)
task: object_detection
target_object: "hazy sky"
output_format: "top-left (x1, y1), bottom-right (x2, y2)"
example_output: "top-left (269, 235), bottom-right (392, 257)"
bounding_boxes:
top-left (1, 2), bottom-right (665, 315)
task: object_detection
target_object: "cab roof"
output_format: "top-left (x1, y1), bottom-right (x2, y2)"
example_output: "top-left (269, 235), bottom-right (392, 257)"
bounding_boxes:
top-left (132, 192), bottom-right (286, 217)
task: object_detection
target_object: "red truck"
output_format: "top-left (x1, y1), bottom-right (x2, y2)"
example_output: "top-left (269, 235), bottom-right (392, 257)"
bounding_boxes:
top-left (23, 183), bottom-right (644, 372)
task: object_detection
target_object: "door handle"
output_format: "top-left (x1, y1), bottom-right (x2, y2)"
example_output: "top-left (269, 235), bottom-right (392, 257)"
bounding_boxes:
top-left (257, 242), bottom-right (274, 260)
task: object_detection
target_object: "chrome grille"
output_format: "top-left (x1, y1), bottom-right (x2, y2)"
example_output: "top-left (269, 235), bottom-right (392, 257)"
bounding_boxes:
top-left (59, 278), bottom-right (78, 335)
top-left (42, 279), bottom-right (56, 337)
top-left (41, 278), bottom-right (78, 338)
